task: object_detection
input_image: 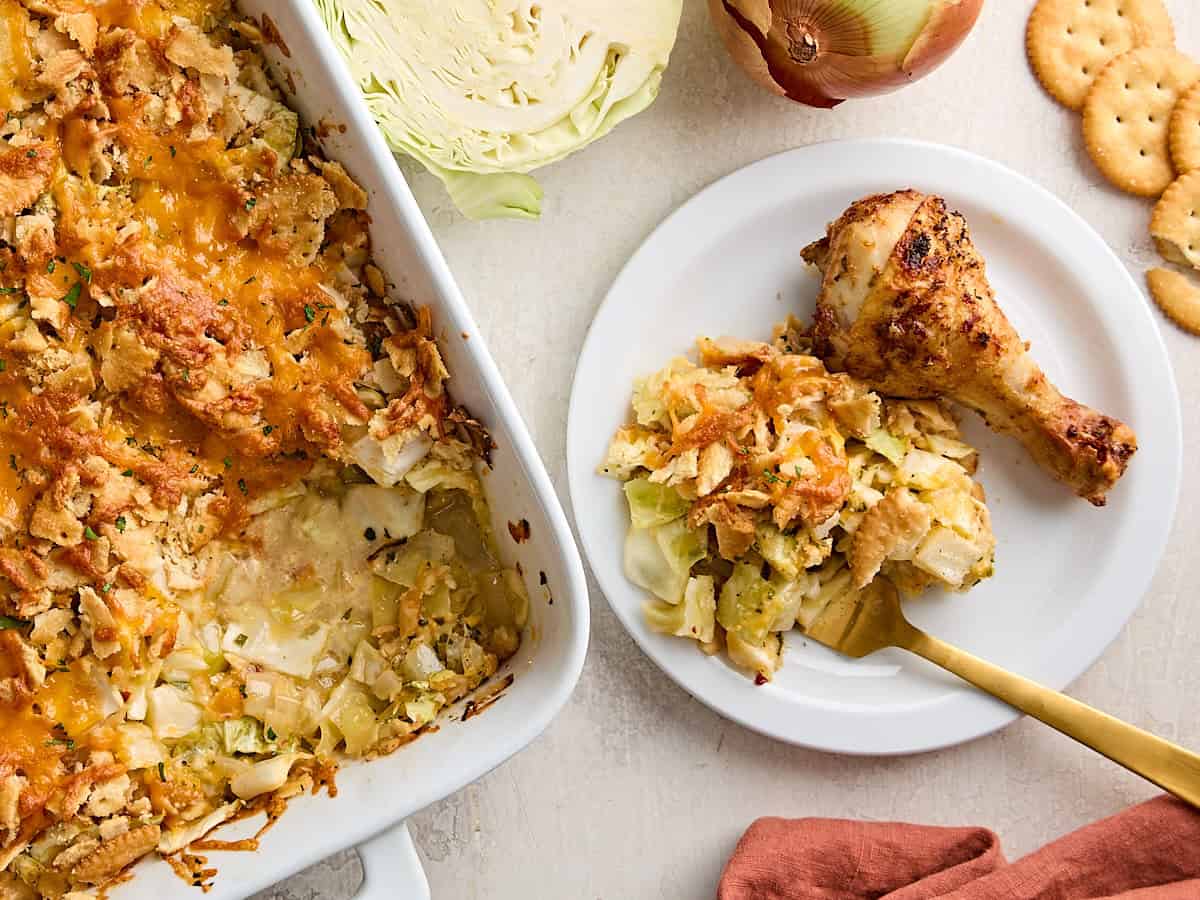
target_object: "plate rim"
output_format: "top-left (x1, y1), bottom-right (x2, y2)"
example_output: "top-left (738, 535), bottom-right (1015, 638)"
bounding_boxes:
top-left (566, 137), bottom-right (1183, 756)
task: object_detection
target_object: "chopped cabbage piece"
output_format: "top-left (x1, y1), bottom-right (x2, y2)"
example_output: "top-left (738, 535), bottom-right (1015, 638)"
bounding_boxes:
top-left (913, 526), bottom-right (987, 587)
top-left (158, 802), bottom-right (241, 854)
top-left (220, 717), bottom-right (270, 755)
top-left (350, 433), bottom-right (433, 487)
top-left (865, 428), bottom-right (908, 465)
top-left (321, 680), bottom-right (378, 755)
top-left (231, 753), bottom-right (310, 800)
top-left (623, 477), bottom-right (688, 529)
top-left (716, 563), bottom-right (791, 645)
top-left (897, 448), bottom-right (960, 491)
top-left (643, 575), bottom-right (716, 643)
top-left (147, 685), bottom-right (202, 740)
top-left (223, 619), bottom-right (331, 680)
top-left (624, 526), bottom-right (688, 604)
top-left (924, 487), bottom-right (982, 538)
top-left (766, 574), bottom-right (811, 632)
top-left (726, 631), bottom-right (783, 681)
top-left (654, 517), bottom-right (708, 576)
top-left (401, 642), bottom-right (443, 681)
top-left (405, 459), bottom-right (478, 495)
top-left (404, 697), bottom-right (440, 727)
top-left (371, 530), bottom-right (455, 587)
top-left (350, 640), bottom-right (388, 685)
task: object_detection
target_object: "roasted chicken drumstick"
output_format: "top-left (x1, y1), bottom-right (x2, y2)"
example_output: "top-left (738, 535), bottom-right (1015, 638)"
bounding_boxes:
top-left (802, 190), bottom-right (1136, 506)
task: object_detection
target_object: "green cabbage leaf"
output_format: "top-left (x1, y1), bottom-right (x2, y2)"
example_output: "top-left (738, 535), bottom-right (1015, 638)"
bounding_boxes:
top-left (315, 0), bottom-right (683, 219)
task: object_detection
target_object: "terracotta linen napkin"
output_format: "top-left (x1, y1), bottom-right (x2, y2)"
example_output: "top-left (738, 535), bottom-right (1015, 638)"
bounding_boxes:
top-left (718, 795), bottom-right (1200, 899)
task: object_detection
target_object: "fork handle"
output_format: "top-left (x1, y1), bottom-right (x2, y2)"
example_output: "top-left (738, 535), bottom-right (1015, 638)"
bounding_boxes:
top-left (901, 628), bottom-right (1200, 808)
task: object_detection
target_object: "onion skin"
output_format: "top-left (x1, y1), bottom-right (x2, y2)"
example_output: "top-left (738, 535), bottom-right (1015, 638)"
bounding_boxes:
top-left (709, 0), bottom-right (984, 108)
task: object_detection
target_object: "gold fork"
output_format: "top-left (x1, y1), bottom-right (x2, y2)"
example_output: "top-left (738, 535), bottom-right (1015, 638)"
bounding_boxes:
top-left (804, 580), bottom-right (1200, 807)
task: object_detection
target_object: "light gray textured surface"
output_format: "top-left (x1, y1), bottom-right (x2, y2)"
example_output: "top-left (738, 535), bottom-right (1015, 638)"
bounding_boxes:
top-left (266, 2), bottom-right (1200, 897)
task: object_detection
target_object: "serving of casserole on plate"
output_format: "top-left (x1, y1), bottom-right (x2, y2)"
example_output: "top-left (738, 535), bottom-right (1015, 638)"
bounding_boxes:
top-left (0, 1), bottom-right (589, 897)
top-left (567, 139), bottom-right (1181, 755)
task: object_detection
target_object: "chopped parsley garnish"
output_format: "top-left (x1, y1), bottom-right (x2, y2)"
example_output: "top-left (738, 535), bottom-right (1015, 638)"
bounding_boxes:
top-left (303, 304), bottom-right (316, 324)
top-left (244, 197), bottom-right (257, 211)
top-left (0, 360), bottom-right (6, 373)
top-left (25, 149), bottom-right (36, 159)
top-left (46, 260), bottom-right (55, 274)
top-left (125, 436), bottom-right (137, 446)
top-left (218, 298), bottom-right (229, 306)
top-left (45, 738), bottom-right (75, 749)
top-left (169, 145), bottom-right (177, 158)
top-left (189, 464), bottom-right (199, 474)
top-left (158, 762), bottom-right (166, 781)
top-left (101, 583), bottom-right (113, 593)
top-left (0, 286), bottom-right (20, 294)
top-left (223, 456), bottom-right (232, 469)
top-left (262, 424), bottom-right (273, 435)
top-left (122, 468), bottom-right (133, 477)
top-left (83, 526), bottom-right (99, 541)
top-left (265, 727), bottom-right (277, 741)
top-left (0, 615), bottom-right (27, 630)
top-left (144, 154), bottom-right (153, 167)
top-left (237, 478), bottom-right (247, 494)
top-left (62, 283), bottom-right (81, 309)
top-left (115, 515), bottom-right (127, 533)
top-left (71, 261), bottom-right (92, 283)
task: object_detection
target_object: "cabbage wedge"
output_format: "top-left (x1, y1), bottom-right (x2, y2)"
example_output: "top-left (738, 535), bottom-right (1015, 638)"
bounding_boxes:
top-left (316, 0), bottom-right (683, 219)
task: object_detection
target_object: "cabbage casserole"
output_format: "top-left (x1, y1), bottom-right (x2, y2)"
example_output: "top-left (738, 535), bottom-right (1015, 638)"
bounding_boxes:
top-left (0, 2), bottom-right (526, 896)
top-left (601, 322), bottom-right (996, 681)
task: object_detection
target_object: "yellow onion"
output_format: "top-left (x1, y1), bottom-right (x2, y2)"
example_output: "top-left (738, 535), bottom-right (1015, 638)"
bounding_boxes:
top-left (709, 0), bottom-right (984, 108)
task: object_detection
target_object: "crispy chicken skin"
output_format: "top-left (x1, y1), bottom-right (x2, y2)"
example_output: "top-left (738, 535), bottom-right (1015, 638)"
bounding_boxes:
top-left (803, 190), bottom-right (1136, 506)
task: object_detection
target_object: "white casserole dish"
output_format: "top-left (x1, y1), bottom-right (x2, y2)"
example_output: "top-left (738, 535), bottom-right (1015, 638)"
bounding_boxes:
top-left (106, 2), bottom-right (590, 896)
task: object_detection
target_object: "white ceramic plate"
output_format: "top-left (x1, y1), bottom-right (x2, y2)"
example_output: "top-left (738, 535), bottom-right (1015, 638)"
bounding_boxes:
top-left (566, 139), bottom-right (1181, 755)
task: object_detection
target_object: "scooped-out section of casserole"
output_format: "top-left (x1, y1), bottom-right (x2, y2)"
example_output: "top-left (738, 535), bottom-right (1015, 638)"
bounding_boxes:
top-left (0, 2), bottom-right (526, 896)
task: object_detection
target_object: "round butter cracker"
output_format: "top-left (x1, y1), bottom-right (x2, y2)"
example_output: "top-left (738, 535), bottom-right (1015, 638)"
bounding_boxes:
top-left (1151, 169), bottom-right (1200, 270)
top-left (1082, 47), bottom-right (1200, 197)
top-left (1146, 267), bottom-right (1200, 335)
top-left (1169, 81), bottom-right (1200, 174)
top-left (1027, 0), bottom-right (1174, 111)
